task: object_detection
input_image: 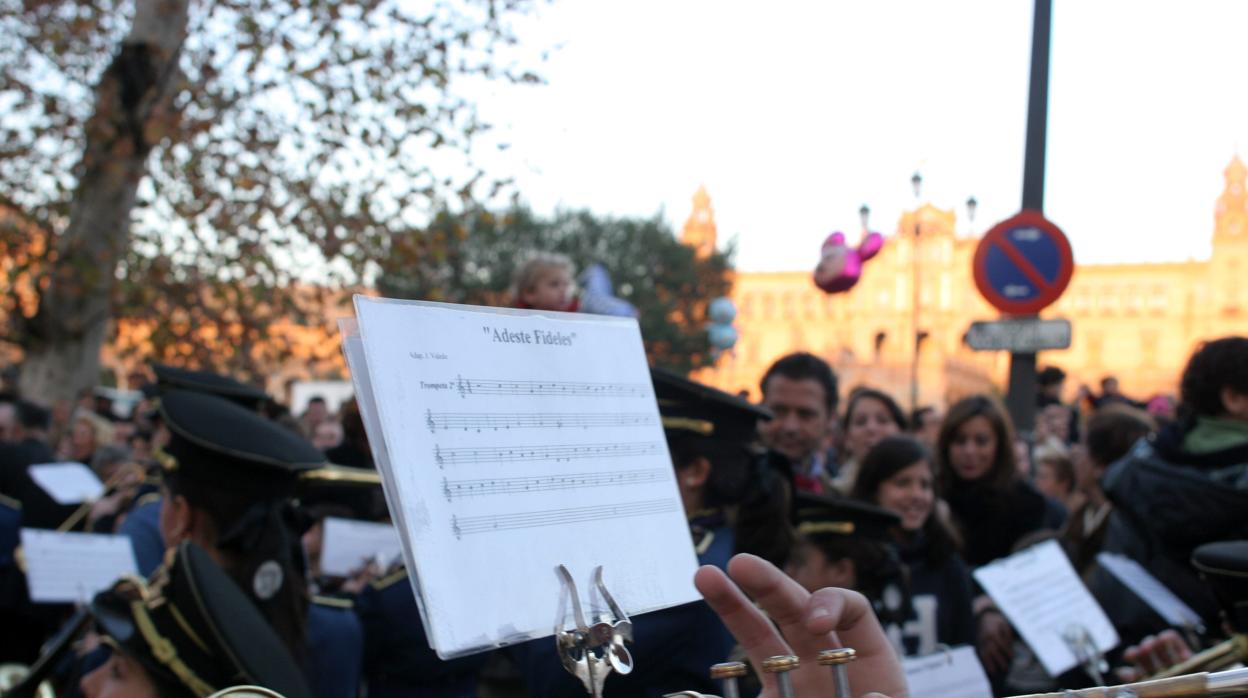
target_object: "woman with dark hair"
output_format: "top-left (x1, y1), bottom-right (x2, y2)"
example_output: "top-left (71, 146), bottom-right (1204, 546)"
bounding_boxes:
top-left (937, 395), bottom-right (1064, 568)
top-left (158, 390), bottom-right (318, 657)
top-left (154, 390), bottom-right (363, 698)
top-left (829, 387), bottom-right (906, 494)
top-left (937, 394), bottom-right (1065, 679)
top-left (850, 435), bottom-right (975, 656)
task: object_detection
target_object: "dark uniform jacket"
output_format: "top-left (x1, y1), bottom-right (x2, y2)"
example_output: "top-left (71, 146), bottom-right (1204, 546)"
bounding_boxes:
top-left (355, 568), bottom-right (487, 697)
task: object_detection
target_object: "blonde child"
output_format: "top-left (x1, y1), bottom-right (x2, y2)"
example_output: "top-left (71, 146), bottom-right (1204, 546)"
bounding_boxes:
top-left (511, 252), bottom-right (579, 312)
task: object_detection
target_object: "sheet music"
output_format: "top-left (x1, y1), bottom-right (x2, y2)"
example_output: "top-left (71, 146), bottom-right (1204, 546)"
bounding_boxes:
top-left (349, 297), bottom-right (699, 657)
top-left (973, 540), bottom-right (1119, 675)
top-left (319, 517), bottom-right (403, 577)
top-left (1096, 552), bottom-right (1204, 630)
top-left (28, 462), bottom-right (105, 504)
top-left (21, 529), bottom-right (138, 603)
top-left (903, 646), bottom-right (992, 698)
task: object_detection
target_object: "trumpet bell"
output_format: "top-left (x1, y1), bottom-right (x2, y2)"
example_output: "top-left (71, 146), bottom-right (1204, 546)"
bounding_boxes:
top-left (206, 687), bottom-right (287, 698)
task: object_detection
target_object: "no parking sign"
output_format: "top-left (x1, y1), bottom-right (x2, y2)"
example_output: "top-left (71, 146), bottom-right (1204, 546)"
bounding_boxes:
top-left (972, 210), bottom-right (1073, 315)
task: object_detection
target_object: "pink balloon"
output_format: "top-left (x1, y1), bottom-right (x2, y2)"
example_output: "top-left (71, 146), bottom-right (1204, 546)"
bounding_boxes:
top-left (813, 231), bottom-right (885, 294)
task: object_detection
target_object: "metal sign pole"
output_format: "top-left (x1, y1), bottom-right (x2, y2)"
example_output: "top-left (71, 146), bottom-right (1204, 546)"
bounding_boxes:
top-left (1006, 0), bottom-right (1053, 435)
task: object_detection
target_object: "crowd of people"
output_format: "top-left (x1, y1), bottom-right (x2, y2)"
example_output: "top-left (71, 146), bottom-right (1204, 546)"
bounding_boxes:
top-left (0, 253), bottom-right (1246, 698)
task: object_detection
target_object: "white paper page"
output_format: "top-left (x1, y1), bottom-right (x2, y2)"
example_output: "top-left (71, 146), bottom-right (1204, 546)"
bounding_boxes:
top-left (352, 296), bottom-right (699, 657)
top-left (973, 540), bottom-right (1119, 675)
top-left (340, 319), bottom-right (432, 628)
top-left (903, 646), bottom-right (993, 698)
top-left (21, 529), bottom-right (138, 603)
top-left (339, 320), bottom-right (409, 534)
top-left (320, 517), bottom-right (403, 577)
top-left (1096, 552), bottom-right (1204, 630)
top-left (28, 462), bottom-right (104, 504)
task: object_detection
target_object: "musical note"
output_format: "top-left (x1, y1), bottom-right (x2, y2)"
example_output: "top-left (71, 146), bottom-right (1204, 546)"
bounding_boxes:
top-left (442, 468), bottom-right (667, 500)
top-left (450, 499), bottom-right (678, 537)
top-left (425, 411), bottom-right (656, 433)
top-left (431, 442), bottom-right (661, 467)
top-left (446, 377), bottom-right (649, 399)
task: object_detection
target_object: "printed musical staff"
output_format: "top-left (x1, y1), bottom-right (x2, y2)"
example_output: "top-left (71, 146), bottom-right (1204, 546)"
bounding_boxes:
top-left (425, 409), bottom-right (657, 433)
top-left (454, 375), bottom-right (649, 399)
top-left (451, 498), bottom-right (679, 538)
top-left (441, 468), bottom-right (668, 501)
top-left (432, 441), bottom-right (661, 468)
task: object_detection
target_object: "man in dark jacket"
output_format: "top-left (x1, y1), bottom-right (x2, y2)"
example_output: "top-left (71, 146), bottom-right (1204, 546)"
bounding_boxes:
top-left (1093, 336), bottom-right (1248, 645)
top-left (0, 400), bottom-right (75, 529)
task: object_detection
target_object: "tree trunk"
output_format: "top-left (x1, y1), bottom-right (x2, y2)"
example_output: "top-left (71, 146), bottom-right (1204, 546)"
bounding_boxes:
top-left (18, 0), bottom-right (189, 404)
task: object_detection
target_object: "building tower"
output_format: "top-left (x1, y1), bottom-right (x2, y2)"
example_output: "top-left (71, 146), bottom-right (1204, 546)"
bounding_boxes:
top-left (1212, 154), bottom-right (1248, 315)
top-left (681, 185), bottom-right (717, 259)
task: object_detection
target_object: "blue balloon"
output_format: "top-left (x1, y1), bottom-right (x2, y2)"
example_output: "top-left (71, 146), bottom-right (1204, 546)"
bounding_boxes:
top-left (708, 324), bottom-right (738, 350)
top-left (708, 297), bottom-right (737, 324)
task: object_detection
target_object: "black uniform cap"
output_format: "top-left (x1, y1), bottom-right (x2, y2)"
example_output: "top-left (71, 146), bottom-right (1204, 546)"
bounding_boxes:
top-left (91, 541), bottom-right (312, 698)
top-left (792, 492), bottom-right (900, 542)
top-left (1192, 540), bottom-right (1248, 634)
top-left (296, 464), bottom-right (388, 522)
top-left (153, 364), bottom-right (270, 411)
top-left (651, 367), bottom-right (771, 443)
top-left (160, 390), bottom-right (324, 496)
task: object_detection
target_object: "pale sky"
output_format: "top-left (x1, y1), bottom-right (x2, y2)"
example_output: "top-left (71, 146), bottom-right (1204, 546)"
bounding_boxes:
top-left (468, 1), bottom-right (1248, 272)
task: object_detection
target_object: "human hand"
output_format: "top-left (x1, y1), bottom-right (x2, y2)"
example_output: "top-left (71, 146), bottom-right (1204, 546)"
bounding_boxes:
top-left (976, 609), bottom-right (1014, 675)
top-left (695, 553), bottom-right (907, 698)
top-left (1116, 629), bottom-right (1192, 681)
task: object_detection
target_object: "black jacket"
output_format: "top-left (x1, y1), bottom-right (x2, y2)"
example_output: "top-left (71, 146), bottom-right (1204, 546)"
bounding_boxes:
top-left (0, 438), bottom-right (76, 530)
top-left (1092, 424), bottom-right (1248, 643)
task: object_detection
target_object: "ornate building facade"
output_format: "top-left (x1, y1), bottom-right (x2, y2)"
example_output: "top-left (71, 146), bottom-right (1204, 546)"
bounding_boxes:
top-left (689, 156), bottom-right (1248, 408)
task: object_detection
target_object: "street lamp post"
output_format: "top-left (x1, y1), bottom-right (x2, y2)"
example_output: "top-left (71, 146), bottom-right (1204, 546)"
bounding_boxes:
top-left (910, 172), bottom-right (923, 414)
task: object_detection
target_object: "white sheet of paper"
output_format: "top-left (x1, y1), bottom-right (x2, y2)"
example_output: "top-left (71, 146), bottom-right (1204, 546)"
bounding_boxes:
top-left (1096, 552), bottom-right (1204, 630)
top-left (21, 529), bottom-right (138, 603)
top-left (339, 320), bottom-right (418, 573)
top-left (903, 646), bottom-right (993, 698)
top-left (973, 540), bottom-right (1118, 675)
top-left (28, 462), bottom-right (104, 504)
top-left (319, 517), bottom-right (403, 577)
top-left (348, 297), bottom-right (699, 657)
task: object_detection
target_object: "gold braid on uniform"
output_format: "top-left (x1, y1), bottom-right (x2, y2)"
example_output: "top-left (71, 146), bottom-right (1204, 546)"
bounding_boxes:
top-left (796, 521), bottom-right (855, 536)
top-left (131, 599), bottom-right (217, 697)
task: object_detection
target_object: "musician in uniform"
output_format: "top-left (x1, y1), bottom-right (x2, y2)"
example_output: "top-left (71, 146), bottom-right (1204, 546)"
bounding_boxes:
top-left (355, 567), bottom-right (489, 697)
top-left (785, 492), bottom-right (914, 653)
top-left (78, 541), bottom-right (311, 698)
top-left (118, 364), bottom-right (277, 577)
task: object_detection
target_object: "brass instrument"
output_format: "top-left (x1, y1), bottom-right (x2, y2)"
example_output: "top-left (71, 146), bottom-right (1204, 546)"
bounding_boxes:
top-left (0, 610), bottom-right (91, 698)
top-left (206, 687), bottom-right (287, 698)
top-left (1152, 634), bottom-right (1248, 680)
top-left (1008, 666), bottom-right (1248, 698)
top-left (659, 645), bottom-right (1248, 698)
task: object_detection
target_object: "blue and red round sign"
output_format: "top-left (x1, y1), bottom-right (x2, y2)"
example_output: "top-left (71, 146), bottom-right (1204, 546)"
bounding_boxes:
top-left (973, 210), bottom-right (1073, 315)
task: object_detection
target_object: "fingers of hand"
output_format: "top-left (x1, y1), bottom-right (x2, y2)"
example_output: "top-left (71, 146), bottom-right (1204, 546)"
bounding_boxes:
top-left (694, 563), bottom-right (792, 661)
top-left (727, 554), bottom-right (831, 655)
